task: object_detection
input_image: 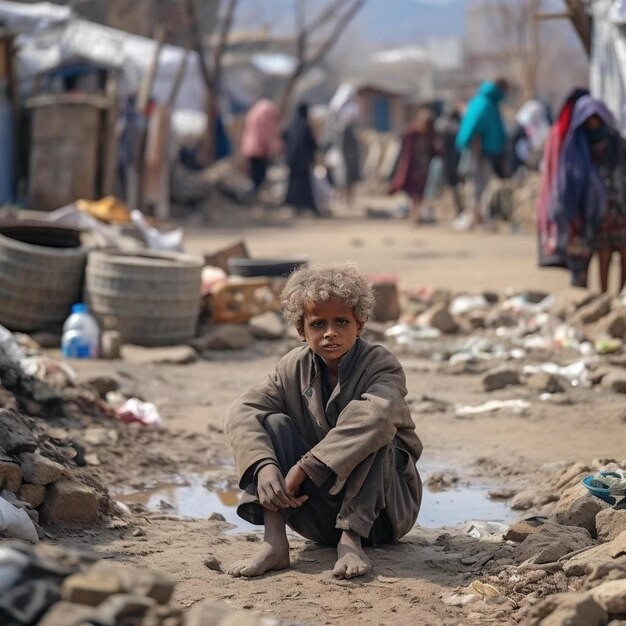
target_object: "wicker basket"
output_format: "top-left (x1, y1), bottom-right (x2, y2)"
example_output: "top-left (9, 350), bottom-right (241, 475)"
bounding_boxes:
top-left (85, 250), bottom-right (203, 346)
top-left (0, 226), bottom-right (87, 332)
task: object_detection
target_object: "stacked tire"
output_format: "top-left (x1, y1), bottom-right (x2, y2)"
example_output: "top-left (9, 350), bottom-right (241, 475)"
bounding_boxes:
top-left (0, 225), bottom-right (87, 332)
top-left (85, 250), bottom-right (203, 346)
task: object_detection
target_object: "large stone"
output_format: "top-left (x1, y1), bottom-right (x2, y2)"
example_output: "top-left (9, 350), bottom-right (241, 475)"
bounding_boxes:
top-left (551, 287), bottom-right (597, 319)
top-left (93, 594), bottom-right (155, 621)
top-left (186, 600), bottom-right (267, 626)
top-left (516, 523), bottom-right (593, 564)
top-left (552, 483), bottom-right (609, 536)
top-left (0, 388), bottom-right (18, 411)
top-left (588, 556), bottom-right (626, 582)
top-left (19, 483), bottom-right (46, 508)
top-left (504, 517), bottom-right (546, 542)
top-left (19, 452), bottom-right (69, 486)
top-left (418, 303), bottom-right (458, 334)
top-left (589, 579), bottom-right (626, 615)
top-left (36, 601), bottom-right (96, 626)
top-left (121, 345), bottom-right (198, 365)
top-left (482, 368), bottom-right (520, 392)
top-left (0, 410), bottom-right (38, 455)
top-left (89, 561), bottom-right (174, 604)
top-left (526, 592), bottom-right (607, 626)
top-left (191, 325), bottom-right (254, 351)
top-left (564, 530), bottom-right (626, 577)
top-left (40, 480), bottom-right (99, 525)
top-left (555, 462), bottom-right (592, 490)
top-left (596, 506), bottom-right (626, 543)
top-left (602, 372), bottom-right (626, 394)
top-left (595, 310), bottom-right (626, 339)
top-left (0, 457), bottom-right (22, 492)
top-left (510, 490), bottom-right (537, 511)
top-left (525, 372), bottom-right (566, 394)
top-left (62, 572), bottom-right (124, 606)
top-left (248, 312), bottom-right (286, 340)
top-left (569, 293), bottom-right (613, 325)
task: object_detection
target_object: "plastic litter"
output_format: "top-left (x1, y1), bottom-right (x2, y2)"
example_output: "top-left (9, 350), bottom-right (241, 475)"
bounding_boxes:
top-left (130, 210), bottom-right (184, 251)
top-left (522, 360), bottom-right (594, 387)
top-left (455, 399), bottom-right (531, 418)
top-left (61, 303), bottom-right (100, 359)
top-left (0, 495), bottom-right (39, 543)
top-left (116, 398), bottom-right (163, 429)
top-left (385, 324), bottom-right (442, 340)
top-left (0, 546), bottom-right (30, 593)
top-left (465, 520), bottom-right (508, 540)
top-left (449, 295), bottom-right (488, 316)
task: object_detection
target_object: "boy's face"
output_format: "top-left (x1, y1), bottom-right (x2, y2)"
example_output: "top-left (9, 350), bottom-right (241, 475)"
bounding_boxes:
top-left (299, 298), bottom-right (363, 371)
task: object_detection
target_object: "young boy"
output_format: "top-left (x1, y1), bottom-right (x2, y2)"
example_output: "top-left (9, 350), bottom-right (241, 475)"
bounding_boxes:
top-left (226, 262), bottom-right (423, 579)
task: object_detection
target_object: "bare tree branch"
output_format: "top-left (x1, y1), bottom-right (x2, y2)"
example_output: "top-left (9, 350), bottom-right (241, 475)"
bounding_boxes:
top-left (182, 0), bottom-right (214, 88)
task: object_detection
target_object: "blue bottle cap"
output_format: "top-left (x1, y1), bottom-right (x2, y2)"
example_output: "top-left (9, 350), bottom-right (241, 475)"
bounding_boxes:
top-left (71, 303), bottom-right (88, 314)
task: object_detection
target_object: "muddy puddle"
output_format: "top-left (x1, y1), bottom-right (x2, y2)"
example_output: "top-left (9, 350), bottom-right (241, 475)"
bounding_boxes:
top-left (116, 463), bottom-right (514, 533)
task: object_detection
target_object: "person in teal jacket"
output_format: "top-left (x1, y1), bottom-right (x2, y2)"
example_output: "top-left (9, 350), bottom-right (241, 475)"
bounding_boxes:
top-left (454, 78), bottom-right (509, 230)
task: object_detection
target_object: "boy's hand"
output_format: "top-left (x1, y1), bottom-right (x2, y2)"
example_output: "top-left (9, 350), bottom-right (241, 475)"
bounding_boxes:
top-left (257, 464), bottom-right (308, 511)
top-left (285, 464), bottom-right (307, 495)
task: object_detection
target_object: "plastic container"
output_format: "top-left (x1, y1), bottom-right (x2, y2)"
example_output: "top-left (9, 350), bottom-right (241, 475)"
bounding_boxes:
top-left (61, 303), bottom-right (100, 358)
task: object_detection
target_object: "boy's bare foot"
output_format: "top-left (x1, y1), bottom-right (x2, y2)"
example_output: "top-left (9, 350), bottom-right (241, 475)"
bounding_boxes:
top-left (333, 530), bottom-right (371, 579)
top-left (228, 538), bottom-right (290, 577)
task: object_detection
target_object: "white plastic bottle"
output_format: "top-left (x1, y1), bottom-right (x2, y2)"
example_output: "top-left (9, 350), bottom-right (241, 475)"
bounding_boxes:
top-left (61, 303), bottom-right (100, 358)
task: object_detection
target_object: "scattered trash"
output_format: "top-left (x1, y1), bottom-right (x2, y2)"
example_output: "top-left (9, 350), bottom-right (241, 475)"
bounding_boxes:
top-left (455, 399), bottom-right (531, 418)
top-left (522, 360), bottom-right (593, 387)
top-left (449, 295), bottom-right (489, 316)
top-left (130, 210), bottom-right (184, 251)
top-left (0, 546), bottom-right (30, 593)
top-left (464, 520), bottom-right (508, 540)
top-left (0, 495), bottom-right (39, 543)
top-left (467, 580), bottom-right (502, 598)
top-left (115, 398), bottom-right (163, 429)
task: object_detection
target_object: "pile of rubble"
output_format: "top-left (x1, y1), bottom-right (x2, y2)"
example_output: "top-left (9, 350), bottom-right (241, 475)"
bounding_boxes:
top-left (0, 409), bottom-right (110, 537)
top-left (0, 540), bottom-right (279, 626)
top-left (440, 459), bottom-right (626, 625)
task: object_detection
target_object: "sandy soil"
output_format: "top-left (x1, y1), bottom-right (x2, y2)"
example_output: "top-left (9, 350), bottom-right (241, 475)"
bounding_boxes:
top-left (47, 200), bottom-right (626, 625)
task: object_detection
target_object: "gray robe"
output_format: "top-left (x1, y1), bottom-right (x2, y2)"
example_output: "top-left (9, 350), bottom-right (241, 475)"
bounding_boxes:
top-left (226, 338), bottom-right (423, 541)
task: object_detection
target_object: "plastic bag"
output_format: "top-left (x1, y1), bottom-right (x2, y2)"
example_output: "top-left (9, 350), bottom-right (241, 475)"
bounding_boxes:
top-left (0, 546), bottom-right (29, 592)
top-left (0, 495), bottom-right (39, 543)
top-left (116, 398), bottom-right (163, 429)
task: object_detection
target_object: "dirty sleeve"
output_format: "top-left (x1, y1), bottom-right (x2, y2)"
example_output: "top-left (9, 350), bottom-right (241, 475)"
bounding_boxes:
top-left (225, 368), bottom-right (286, 488)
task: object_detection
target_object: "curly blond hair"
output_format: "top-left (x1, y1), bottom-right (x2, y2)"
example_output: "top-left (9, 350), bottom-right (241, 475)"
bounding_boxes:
top-left (281, 261), bottom-right (375, 328)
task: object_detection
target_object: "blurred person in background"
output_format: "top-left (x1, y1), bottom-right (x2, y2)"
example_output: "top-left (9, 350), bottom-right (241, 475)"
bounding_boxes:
top-left (454, 78), bottom-right (509, 230)
top-left (390, 109), bottom-right (440, 223)
top-left (240, 99), bottom-right (283, 202)
top-left (509, 99), bottom-right (551, 176)
top-left (434, 102), bottom-right (465, 217)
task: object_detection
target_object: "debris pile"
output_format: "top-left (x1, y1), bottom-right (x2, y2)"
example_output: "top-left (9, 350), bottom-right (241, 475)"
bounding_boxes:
top-left (0, 540), bottom-right (280, 626)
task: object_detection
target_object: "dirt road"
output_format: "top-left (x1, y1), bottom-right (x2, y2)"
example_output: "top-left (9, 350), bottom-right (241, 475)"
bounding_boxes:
top-left (53, 213), bottom-right (626, 625)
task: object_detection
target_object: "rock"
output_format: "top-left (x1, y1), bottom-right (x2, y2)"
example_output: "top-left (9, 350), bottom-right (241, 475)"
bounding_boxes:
top-left (569, 293), bottom-right (612, 325)
top-left (248, 312), bottom-right (286, 340)
top-left (371, 281), bottom-right (401, 322)
top-left (19, 483), bottom-right (46, 508)
top-left (0, 457), bottom-right (22, 492)
top-left (511, 490), bottom-right (536, 511)
top-left (601, 372), bottom-right (626, 394)
top-left (589, 579), bottom-right (626, 615)
top-left (516, 523), bottom-right (593, 564)
top-left (0, 410), bottom-right (38, 455)
top-left (19, 452), bottom-right (69, 486)
top-left (94, 594), bottom-right (155, 621)
top-left (86, 376), bottom-right (119, 398)
top-left (0, 388), bottom-right (18, 411)
top-left (564, 530), bottom-right (626, 577)
top-left (418, 303), bottom-right (458, 334)
top-left (191, 325), bottom-right (254, 351)
top-left (485, 309), bottom-right (518, 328)
top-left (36, 601), bottom-right (96, 626)
top-left (208, 512), bottom-right (226, 522)
top-left (552, 483), bottom-right (609, 536)
top-left (488, 488), bottom-right (517, 500)
top-left (89, 561), bottom-right (175, 604)
top-left (467, 311), bottom-right (488, 329)
top-left (186, 600), bottom-right (266, 626)
top-left (426, 471), bottom-right (459, 490)
top-left (555, 462), bottom-right (592, 490)
top-left (83, 427), bottom-right (119, 447)
top-left (121, 345), bottom-right (198, 365)
top-left (482, 368), bottom-right (520, 392)
top-left (596, 507), bottom-right (626, 543)
top-left (30, 332), bottom-right (61, 349)
top-left (551, 287), bottom-right (597, 319)
top-left (595, 310), bottom-right (626, 339)
top-left (504, 517), bottom-right (547, 542)
top-left (525, 372), bottom-right (566, 394)
top-left (588, 555), bottom-right (626, 582)
top-left (526, 592), bottom-right (607, 626)
top-left (62, 571), bottom-right (124, 605)
top-left (40, 480), bottom-right (99, 525)
top-left (203, 555), bottom-right (223, 572)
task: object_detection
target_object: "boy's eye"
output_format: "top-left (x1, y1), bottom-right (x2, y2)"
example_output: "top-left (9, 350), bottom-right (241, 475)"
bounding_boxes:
top-left (337, 319), bottom-right (349, 325)
top-left (311, 320), bottom-right (324, 329)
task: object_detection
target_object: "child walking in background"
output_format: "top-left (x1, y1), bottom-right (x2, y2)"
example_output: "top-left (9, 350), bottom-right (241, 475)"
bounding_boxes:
top-left (226, 262), bottom-right (423, 579)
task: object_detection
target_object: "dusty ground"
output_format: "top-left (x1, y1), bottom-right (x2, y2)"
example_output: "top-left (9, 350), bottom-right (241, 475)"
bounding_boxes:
top-left (47, 196), bottom-right (626, 625)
